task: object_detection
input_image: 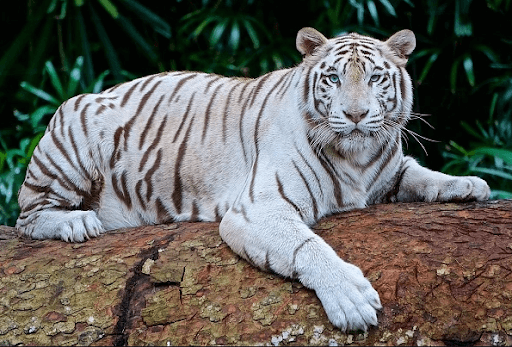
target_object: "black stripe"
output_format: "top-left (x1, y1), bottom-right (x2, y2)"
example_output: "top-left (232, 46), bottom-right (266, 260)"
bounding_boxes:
top-left (155, 197), bottom-right (172, 223)
top-left (231, 204), bottom-right (250, 223)
top-left (203, 75), bottom-right (222, 94)
top-left (110, 127), bottom-right (124, 169)
top-left (275, 172), bottom-right (303, 218)
top-left (120, 81), bottom-right (142, 107)
top-left (172, 92), bottom-right (196, 143)
top-left (144, 148), bottom-right (162, 201)
top-left (316, 151), bottom-right (343, 207)
top-left (172, 115), bottom-right (195, 214)
top-left (74, 94), bottom-right (88, 112)
top-left (296, 144), bottom-right (323, 196)
top-left (135, 180), bottom-right (145, 209)
top-left (168, 74), bottom-right (198, 104)
top-left (139, 94), bottom-right (165, 150)
top-left (45, 153), bottom-right (88, 197)
top-left (248, 77), bottom-right (282, 202)
top-left (122, 81), bottom-right (163, 152)
top-left (366, 134), bottom-right (401, 192)
top-left (112, 171), bottom-right (132, 209)
top-left (67, 127), bottom-right (92, 181)
top-left (139, 115), bottom-right (167, 172)
top-left (190, 200), bottom-right (199, 221)
top-left (292, 237), bottom-right (315, 278)
top-left (139, 74), bottom-right (158, 91)
top-left (202, 84), bottom-right (223, 143)
top-left (292, 161), bottom-right (318, 220)
top-left (80, 103), bottom-right (91, 138)
top-left (50, 130), bottom-right (83, 179)
top-left (303, 67), bottom-right (311, 105)
top-left (221, 82), bottom-right (241, 143)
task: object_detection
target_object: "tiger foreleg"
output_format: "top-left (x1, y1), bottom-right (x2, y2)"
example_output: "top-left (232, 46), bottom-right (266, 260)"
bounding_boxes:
top-left (219, 204), bottom-right (382, 331)
top-left (395, 156), bottom-right (491, 202)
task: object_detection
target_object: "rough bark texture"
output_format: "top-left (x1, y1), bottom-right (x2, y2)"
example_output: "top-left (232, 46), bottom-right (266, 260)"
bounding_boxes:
top-left (1, 200), bottom-right (511, 346)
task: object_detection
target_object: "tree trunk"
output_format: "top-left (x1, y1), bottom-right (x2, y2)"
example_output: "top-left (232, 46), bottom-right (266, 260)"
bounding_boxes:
top-left (1, 200), bottom-right (511, 346)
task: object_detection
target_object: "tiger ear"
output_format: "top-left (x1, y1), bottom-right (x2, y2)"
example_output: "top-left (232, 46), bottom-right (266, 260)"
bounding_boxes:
top-left (385, 29), bottom-right (416, 63)
top-left (296, 27), bottom-right (328, 57)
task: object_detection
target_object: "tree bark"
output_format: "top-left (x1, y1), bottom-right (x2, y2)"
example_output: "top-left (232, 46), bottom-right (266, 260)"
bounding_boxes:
top-left (1, 200), bottom-right (511, 346)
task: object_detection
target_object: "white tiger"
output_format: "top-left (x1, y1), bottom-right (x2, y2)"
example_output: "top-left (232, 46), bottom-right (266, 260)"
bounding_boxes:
top-left (16, 27), bottom-right (490, 331)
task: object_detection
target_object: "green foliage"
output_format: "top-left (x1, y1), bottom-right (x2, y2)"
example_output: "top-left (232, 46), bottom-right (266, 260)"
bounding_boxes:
top-left (442, 120), bottom-right (512, 199)
top-left (0, 0), bottom-right (169, 89)
top-left (441, 37), bottom-right (512, 198)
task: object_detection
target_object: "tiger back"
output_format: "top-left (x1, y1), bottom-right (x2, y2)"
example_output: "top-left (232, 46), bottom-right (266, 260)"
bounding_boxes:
top-left (16, 27), bottom-right (490, 331)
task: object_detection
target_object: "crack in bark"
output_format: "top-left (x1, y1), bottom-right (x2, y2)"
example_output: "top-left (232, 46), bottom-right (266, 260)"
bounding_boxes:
top-left (112, 233), bottom-right (176, 346)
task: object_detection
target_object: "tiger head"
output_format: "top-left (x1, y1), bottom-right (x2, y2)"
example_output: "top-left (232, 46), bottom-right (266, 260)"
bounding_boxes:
top-left (296, 27), bottom-right (416, 154)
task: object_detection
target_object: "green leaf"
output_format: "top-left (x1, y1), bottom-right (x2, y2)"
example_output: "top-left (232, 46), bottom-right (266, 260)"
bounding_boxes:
top-left (454, 0), bottom-right (473, 37)
top-left (489, 92), bottom-right (499, 121)
top-left (242, 19), bottom-right (260, 49)
top-left (462, 55), bottom-right (475, 87)
top-left (272, 53), bottom-right (284, 69)
top-left (473, 44), bottom-right (499, 63)
top-left (67, 56), bottom-right (84, 97)
top-left (490, 190), bottom-right (512, 199)
top-left (44, 61), bottom-right (65, 100)
top-left (48, 0), bottom-right (58, 12)
top-left (210, 19), bottom-right (229, 48)
top-left (191, 16), bottom-right (218, 39)
top-left (470, 147), bottom-right (512, 166)
top-left (116, 15), bottom-right (159, 63)
top-left (0, 0), bottom-right (48, 88)
top-left (30, 105), bottom-right (57, 129)
top-left (96, 0), bottom-right (119, 18)
top-left (471, 167), bottom-right (512, 181)
top-left (57, 0), bottom-right (67, 19)
top-left (418, 51), bottom-right (439, 84)
top-left (367, 0), bottom-right (379, 26)
top-left (121, 0), bottom-right (171, 38)
top-left (20, 81), bottom-right (61, 106)
top-left (460, 121), bottom-right (485, 141)
top-left (228, 20), bottom-right (240, 51)
top-left (448, 140), bottom-right (469, 156)
top-left (89, 70), bottom-right (111, 94)
top-left (90, 5), bottom-right (122, 82)
top-left (450, 57), bottom-right (461, 93)
top-left (378, 0), bottom-right (397, 16)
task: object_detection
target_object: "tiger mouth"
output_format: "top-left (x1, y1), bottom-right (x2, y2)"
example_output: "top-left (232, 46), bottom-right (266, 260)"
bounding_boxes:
top-left (343, 129), bottom-right (369, 138)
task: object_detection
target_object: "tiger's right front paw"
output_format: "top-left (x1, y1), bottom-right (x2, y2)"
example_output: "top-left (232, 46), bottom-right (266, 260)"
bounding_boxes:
top-left (307, 260), bottom-right (382, 331)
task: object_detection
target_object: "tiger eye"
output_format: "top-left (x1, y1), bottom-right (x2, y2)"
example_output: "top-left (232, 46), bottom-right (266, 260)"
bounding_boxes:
top-left (328, 74), bottom-right (339, 83)
top-left (370, 74), bottom-right (380, 82)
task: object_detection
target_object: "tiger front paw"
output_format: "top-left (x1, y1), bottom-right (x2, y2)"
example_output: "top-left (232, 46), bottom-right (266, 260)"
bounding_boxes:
top-left (433, 176), bottom-right (491, 202)
top-left (312, 260), bottom-right (382, 331)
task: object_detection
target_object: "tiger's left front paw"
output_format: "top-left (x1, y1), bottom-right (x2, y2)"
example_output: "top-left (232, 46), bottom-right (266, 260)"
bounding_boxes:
top-left (439, 176), bottom-right (490, 202)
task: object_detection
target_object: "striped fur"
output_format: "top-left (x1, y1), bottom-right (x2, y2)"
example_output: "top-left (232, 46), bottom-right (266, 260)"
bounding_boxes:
top-left (16, 28), bottom-right (490, 330)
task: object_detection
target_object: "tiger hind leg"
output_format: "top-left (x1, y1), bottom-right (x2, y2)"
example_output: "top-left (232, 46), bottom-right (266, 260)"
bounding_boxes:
top-left (17, 209), bottom-right (104, 242)
top-left (15, 126), bottom-right (105, 242)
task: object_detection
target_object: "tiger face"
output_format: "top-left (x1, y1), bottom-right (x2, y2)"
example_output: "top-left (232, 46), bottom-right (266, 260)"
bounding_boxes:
top-left (297, 28), bottom-right (416, 154)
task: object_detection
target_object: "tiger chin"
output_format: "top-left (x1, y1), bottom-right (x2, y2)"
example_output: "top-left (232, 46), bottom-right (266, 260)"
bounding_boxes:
top-left (16, 27), bottom-right (490, 331)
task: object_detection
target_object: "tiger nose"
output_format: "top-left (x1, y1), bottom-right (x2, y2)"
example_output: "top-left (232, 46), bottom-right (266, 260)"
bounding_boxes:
top-left (343, 109), bottom-right (369, 123)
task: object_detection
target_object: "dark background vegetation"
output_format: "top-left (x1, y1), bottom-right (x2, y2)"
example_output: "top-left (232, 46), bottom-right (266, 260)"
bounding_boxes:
top-left (1, 0), bottom-right (511, 226)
